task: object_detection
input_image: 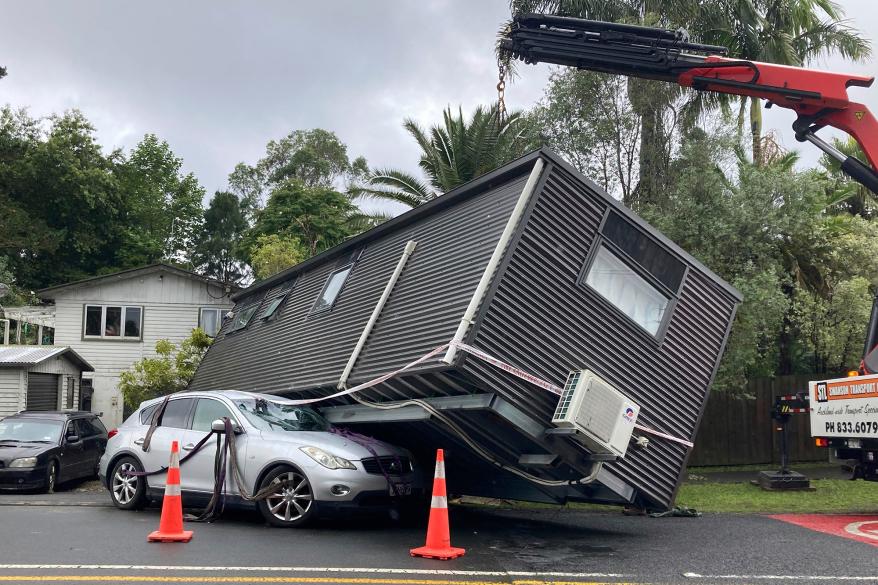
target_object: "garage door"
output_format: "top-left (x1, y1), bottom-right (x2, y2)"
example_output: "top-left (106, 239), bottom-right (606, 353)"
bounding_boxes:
top-left (27, 373), bottom-right (59, 411)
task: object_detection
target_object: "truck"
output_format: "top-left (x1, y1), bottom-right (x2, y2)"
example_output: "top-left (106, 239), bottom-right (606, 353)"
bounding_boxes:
top-left (808, 294), bottom-right (878, 481)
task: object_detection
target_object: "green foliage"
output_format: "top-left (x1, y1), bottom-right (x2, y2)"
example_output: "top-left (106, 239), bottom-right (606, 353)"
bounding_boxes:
top-left (228, 129), bottom-right (368, 211)
top-left (0, 108), bottom-right (206, 290)
top-left (193, 191), bottom-right (248, 284)
top-left (119, 329), bottom-right (212, 410)
top-left (243, 180), bottom-right (357, 259)
top-left (0, 108), bottom-right (126, 289)
top-left (532, 70), bottom-right (640, 203)
top-left (116, 134), bottom-right (205, 266)
top-left (249, 234), bottom-right (307, 280)
top-left (351, 104), bottom-right (541, 207)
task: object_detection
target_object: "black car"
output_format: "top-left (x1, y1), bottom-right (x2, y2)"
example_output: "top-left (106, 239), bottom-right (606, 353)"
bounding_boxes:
top-left (0, 411), bottom-right (108, 493)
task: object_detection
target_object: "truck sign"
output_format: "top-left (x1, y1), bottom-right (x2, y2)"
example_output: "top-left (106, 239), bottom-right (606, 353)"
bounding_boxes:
top-left (809, 373), bottom-right (878, 438)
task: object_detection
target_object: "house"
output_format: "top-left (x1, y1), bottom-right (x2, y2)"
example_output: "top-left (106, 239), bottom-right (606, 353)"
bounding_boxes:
top-left (33, 264), bottom-right (237, 427)
top-left (189, 149), bottom-right (742, 511)
top-left (0, 347), bottom-right (94, 418)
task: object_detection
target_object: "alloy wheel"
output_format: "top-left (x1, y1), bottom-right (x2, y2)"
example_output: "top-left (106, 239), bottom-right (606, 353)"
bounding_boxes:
top-left (112, 462), bottom-right (139, 505)
top-left (264, 471), bottom-right (312, 523)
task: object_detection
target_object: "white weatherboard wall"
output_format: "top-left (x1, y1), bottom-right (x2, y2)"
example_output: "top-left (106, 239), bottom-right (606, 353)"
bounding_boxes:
top-left (49, 271), bottom-right (233, 427)
top-left (0, 370), bottom-right (25, 418)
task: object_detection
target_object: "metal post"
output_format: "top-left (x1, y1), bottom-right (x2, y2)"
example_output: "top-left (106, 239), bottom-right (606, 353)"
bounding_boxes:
top-left (780, 420), bottom-right (789, 475)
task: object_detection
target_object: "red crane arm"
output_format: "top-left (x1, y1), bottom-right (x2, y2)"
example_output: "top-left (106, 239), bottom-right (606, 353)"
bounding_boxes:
top-left (501, 15), bottom-right (878, 193)
top-left (678, 57), bottom-right (877, 168)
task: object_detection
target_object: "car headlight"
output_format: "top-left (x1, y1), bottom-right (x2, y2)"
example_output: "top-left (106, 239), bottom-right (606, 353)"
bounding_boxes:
top-left (9, 457), bottom-right (38, 468)
top-left (299, 446), bottom-right (356, 470)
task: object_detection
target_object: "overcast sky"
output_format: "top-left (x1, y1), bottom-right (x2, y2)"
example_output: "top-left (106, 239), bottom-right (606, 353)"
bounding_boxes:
top-left (1, 0), bottom-right (875, 214)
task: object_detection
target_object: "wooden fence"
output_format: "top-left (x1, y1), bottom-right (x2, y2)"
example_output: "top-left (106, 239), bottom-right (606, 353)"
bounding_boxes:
top-left (688, 374), bottom-right (832, 467)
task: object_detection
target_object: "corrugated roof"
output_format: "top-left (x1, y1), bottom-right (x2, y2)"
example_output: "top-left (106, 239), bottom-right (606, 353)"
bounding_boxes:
top-left (0, 347), bottom-right (94, 371)
top-left (38, 263), bottom-right (241, 298)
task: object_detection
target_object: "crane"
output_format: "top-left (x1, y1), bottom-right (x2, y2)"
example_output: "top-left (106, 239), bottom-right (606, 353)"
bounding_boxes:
top-left (499, 14), bottom-right (878, 195)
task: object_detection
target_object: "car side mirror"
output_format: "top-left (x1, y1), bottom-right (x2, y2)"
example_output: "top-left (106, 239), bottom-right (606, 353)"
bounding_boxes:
top-left (211, 419), bottom-right (243, 434)
top-left (66, 435), bottom-right (80, 444)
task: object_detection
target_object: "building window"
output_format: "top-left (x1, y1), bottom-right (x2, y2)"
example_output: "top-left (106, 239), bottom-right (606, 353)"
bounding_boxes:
top-left (261, 295), bottom-right (285, 320)
top-left (311, 266), bottom-right (353, 314)
top-left (230, 305), bottom-right (258, 332)
top-left (584, 245), bottom-right (670, 336)
top-left (199, 308), bottom-right (224, 337)
top-left (83, 305), bottom-right (143, 339)
top-left (600, 211), bottom-right (686, 293)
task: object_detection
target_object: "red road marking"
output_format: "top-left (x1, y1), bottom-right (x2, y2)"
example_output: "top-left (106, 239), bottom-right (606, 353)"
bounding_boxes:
top-left (770, 514), bottom-right (878, 547)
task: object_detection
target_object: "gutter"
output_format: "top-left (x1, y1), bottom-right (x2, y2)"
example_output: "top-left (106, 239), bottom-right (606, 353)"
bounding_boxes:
top-left (441, 158), bottom-right (546, 364)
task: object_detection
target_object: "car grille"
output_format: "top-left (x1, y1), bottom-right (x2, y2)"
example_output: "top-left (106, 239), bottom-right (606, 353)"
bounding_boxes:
top-left (361, 456), bottom-right (410, 476)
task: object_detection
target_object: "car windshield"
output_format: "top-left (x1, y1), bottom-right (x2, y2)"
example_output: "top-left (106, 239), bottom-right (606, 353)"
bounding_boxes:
top-left (0, 419), bottom-right (62, 443)
top-left (234, 398), bottom-right (329, 432)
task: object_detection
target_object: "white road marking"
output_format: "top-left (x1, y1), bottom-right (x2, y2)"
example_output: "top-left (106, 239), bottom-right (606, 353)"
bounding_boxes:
top-left (684, 573), bottom-right (878, 581)
top-left (0, 565), bottom-right (625, 579)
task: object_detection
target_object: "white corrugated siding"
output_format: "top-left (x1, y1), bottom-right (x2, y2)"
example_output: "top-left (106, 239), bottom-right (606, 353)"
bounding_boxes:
top-left (0, 370), bottom-right (24, 418)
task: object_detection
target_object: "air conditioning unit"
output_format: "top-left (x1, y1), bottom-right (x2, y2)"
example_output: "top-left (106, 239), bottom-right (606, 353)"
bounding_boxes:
top-left (552, 370), bottom-right (640, 458)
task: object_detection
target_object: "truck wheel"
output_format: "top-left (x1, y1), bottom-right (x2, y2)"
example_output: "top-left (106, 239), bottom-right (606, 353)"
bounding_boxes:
top-left (110, 457), bottom-right (147, 510)
top-left (257, 466), bottom-right (316, 528)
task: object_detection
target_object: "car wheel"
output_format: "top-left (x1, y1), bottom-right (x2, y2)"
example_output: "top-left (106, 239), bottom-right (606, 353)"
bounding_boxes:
top-left (257, 466), bottom-right (316, 528)
top-left (109, 456), bottom-right (147, 510)
top-left (41, 461), bottom-right (57, 494)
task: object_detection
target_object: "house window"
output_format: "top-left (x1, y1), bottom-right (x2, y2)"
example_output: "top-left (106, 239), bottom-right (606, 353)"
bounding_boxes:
top-left (601, 211), bottom-right (686, 293)
top-left (311, 266), bottom-right (353, 314)
top-left (83, 305), bottom-right (143, 339)
top-left (230, 305), bottom-right (258, 332)
top-left (584, 245), bottom-right (670, 336)
top-left (262, 295), bottom-right (284, 320)
top-left (199, 308), bottom-right (224, 337)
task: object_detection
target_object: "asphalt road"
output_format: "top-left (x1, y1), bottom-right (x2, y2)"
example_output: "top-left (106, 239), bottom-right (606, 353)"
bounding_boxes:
top-left (0, 485), bottom-right (876, 585)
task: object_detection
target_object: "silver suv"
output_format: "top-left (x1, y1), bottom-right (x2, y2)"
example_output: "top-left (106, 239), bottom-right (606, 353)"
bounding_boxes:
top-left (98, 390), bottom-right (421, 527)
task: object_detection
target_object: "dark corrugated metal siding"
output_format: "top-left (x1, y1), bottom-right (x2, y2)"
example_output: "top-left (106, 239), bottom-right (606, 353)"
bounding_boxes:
top-left (189, 173), bottom-right (529, 394)
top-left (463, 164), bottom-right (739, 509)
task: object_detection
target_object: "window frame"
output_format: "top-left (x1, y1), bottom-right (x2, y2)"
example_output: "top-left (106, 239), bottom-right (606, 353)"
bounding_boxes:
top-left (82, 304), bottom-right (144, 341)
top-left (228, 304), bottom-right (259, 333)
top-left (310, 264), bottom-right (354, 315)
top-left (189, 397), bottom-right (242, 433)
top-left (199, 307), bottom-right (224, 337)
top-left (577, 211), bottom-right (687, 343)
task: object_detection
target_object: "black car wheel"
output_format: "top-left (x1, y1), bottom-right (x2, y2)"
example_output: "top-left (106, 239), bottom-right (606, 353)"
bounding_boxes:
top-left (41, 461), bottom-right (57, 494)
top-left (257, 466), bottom-right (315, 528)
top-left (109, 456), bottom-right (147, 510)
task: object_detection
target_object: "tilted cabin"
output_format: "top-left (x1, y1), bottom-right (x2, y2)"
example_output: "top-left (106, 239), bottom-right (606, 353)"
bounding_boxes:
top-left (190, 149), bottom-right (741, 511)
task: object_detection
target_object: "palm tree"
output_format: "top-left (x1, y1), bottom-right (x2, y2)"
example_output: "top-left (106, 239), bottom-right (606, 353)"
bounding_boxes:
top-left (702, 0), bottom-right (871, 165)
top-left (350, 104), bottom-right (540, 208)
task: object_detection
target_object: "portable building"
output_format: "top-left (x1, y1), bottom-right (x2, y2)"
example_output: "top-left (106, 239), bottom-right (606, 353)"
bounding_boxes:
top-left (189, 149), bottom-right (741, 511)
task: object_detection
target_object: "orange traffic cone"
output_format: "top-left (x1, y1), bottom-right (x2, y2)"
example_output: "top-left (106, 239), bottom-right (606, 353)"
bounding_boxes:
top-left (148, 440), bottom-right (193, 543)
top-left (410, 449), bottom-right (465, 560)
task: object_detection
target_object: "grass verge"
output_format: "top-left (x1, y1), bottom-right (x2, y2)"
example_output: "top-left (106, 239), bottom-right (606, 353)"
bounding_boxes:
top-left (676, 479), bottom-right (877, 514)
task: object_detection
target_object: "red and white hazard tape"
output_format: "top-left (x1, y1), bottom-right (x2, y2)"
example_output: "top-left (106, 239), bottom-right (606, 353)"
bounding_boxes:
top-left (290, 339), bottom-right (693, 448)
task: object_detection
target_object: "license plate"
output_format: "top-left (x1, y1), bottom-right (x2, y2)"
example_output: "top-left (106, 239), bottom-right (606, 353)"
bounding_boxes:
top-left (389, 482), bottom-right (412, 496)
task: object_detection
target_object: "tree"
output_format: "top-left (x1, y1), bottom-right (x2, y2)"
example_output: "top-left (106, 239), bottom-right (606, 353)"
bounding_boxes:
top-left (0, 109), bottom-right (126, 289)
top-left (228, 129), bottom-right (368, 211)
top-left (119, 329), bottom-right (212, 410)
top-left (192, 191), bottom-right (248, 284)
top-left (352, 104), bottom-right (540, 207)
top-left (249, 234), bottom-right (307, 280)
top-left (116, 134), bottom-right (205, 266)
top-left (243, 180), bottom-right (357, 259)
top-left (532, 70), bottom-right (640, 203)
